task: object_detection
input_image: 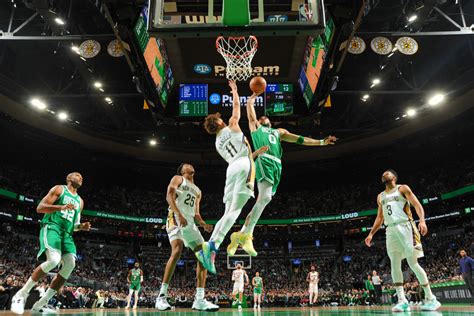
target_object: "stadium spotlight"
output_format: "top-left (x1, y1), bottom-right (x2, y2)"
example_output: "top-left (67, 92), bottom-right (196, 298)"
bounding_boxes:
top-left (406, 108), bottom-right (417, 117)
top-left (149, 139), bottom-right (157, 146)
top-left (361, 94), bottom-right (370, 102)
top-left (71, 45), bottom-right (80, 53)
top-left (94, 81), bottom-right (103, 88)
top-left (55, 17), bottom-right (65, 25)
top-left (407, 15), bottom-right (417, 22)
top-left (105, 97), bottom-right (112, 103)
top-left (428, 93), bottom-right (445, 106)
top-left (370, 78), bottom-right (380, 88)
top-left (30, 98), bottom-right (47, 110)
top-left (58, 112), bottom-right (68, 121)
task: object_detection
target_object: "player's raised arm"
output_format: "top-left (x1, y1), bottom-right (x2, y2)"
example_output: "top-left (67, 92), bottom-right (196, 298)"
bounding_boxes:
top-left (399, 185), bottom-right (428, 236)
top-left (228, 80), bottom-right (241, 130)
top-left (194, 192), bottom-right (213, 233)
top-left (37, 185), bottom-right (72, 214)
top-left (278, 129), bottom-right (337, 146)
top-left (246, 93), bottom-right (260, 132)
top-left (365, 194), bottom-right (385, 247)
top-left (166, 175), bottom-right (188, 227)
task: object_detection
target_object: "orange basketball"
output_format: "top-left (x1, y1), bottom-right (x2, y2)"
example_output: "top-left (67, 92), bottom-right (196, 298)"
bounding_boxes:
top-left (249, 76), bottom-right (267, 95)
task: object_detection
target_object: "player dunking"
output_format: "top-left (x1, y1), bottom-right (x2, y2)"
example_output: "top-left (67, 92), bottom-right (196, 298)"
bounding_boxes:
top-left (202, 80), bottom-right (268, 273)
top-left (232, 263), bottom-right (249, 310)
top-left (11, 173), bottom-right (91, 314)
top-left (252, 271), bottom-right (264, 309)
top-left (227, 93), bottom-right (337, 256)
top-left (155, 163), bottom-right (219, 311)
top-left (365, 170), bottom-right (441, 312)
top-left (125, 262), bottom-right (143, 309)
top-left (307, 265), bottom-right (319, 306)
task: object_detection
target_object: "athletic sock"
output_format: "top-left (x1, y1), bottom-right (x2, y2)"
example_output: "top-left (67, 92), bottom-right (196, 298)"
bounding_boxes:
top-left (20, 277), bottom-right (37, 295)
top-left (196, 288), bottom-right (205, 300)
top-left (422, 285), bottom-right (434, 301)
top-left (395, 286), bottom-right (407, 302)
top-left (33, 288), bottom-right (57, 309)
top-left (159, 283), bottom-right (169, 297)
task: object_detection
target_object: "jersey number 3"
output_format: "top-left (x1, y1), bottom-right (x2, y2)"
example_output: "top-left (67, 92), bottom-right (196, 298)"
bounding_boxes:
top-left (184, 194), bottom-right (195, 207)
top-left (386, 204), bottom-right (393, 216)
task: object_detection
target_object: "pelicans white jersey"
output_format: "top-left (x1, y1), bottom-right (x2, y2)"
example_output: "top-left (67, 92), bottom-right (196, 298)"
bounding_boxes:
top-left (232, 269), bottom-right (246, 294)
top-left (308, 271), bottom-right (319, 293)
top-left (380, 185), bottom-right (423, 259)
top-left (216, 127), bottom-right (250, 164)
top-left (166, 177), bottom-right (204, 250)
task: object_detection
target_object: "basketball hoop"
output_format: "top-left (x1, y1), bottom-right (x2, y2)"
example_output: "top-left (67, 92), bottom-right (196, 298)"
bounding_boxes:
top-left (216, 36), bottom-right (258, 81)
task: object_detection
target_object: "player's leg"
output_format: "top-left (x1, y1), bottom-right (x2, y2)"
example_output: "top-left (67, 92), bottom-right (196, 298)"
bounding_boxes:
top-left (309, 288), bottom-right (313, 306)
top-left (133, 289), bottom-right (139, 309)
top-left (125, 289), bottom-right (133, 309)
top-left (313, 288), bottom-right (318, 304)
top-left (156, 238), bottom-right (183, 310)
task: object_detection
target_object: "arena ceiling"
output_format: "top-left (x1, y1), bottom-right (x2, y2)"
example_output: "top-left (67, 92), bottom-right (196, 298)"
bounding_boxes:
top-left (0, 0), bottom-right (473, 163)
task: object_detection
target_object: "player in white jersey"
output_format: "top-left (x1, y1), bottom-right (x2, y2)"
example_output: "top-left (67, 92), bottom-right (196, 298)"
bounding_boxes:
top-left (202, 80), bottom-right (268, 274)
top-left (306, 265), bottom-right (319, 305)
top-left (231, 263), bottom-right (249, 310)
top-left (365, 170), bottom-right (441, 312)
top-left (155, 163), bottom-right (219, 312)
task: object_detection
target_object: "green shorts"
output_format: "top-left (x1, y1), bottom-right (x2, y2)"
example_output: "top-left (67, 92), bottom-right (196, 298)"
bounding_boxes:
top-left (38, 224), bottom-right (76, 261)
top-left (255, 156), bottom-right (282, 195)
top-left (130, 283), bottom-right (141, 291)
top-left (254, 288), bottom-right (262, 295)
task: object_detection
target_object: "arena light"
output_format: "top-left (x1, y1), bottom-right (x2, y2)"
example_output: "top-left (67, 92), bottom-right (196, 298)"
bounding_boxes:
top-left (406, 108), bottom-right (417, 117)
top-left (71, 45), bottom-right (80, 54)
top-left (408, 15), bottom-right (417, 22)
top-left (30, 98), bottom-right (47, 110)
top-left (387, 52), bottom-right (395, 58)
top-left (54, 17), bottom-right (65, 25)
top-left (93, 81), bottom-right (103, 88)
top-left (149, 139), bottom-right (157, 146)
top-left (58, 112), bottom-right (68, 121)
top-left (370, 78), bottom-right (380, 88)
top-left (428, 93), bottom-right (445, 106)
top-left (361, 94), bottom-right (370, 102)
top-left (105, 97), bottom-right (112, 102)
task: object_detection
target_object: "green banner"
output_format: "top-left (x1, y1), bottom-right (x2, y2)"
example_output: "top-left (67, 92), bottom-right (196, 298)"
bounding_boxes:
top-left (441, 184), bottom-right (474, 200)
top-left (82, 210), bottom-right (164, 224)
top-left (0, 188), bottom-right (17, 199)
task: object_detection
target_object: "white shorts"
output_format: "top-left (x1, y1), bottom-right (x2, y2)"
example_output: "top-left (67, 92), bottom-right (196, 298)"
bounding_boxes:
top-left (309, 283), bottom-right (318, 294)
top-left (166, 213), bottom-right (204, 251)
top-left (223, 157), bottom-right (255, 203)
top-left (386, 221), bottom-right (424, 259)
top-left (233, 282), bottom-right (244, 294)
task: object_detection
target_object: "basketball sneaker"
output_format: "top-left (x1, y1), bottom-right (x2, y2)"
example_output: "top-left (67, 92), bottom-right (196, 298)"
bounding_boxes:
top-left (155, 296), bottom-right (170, 310)
top-left (199, 242), bottom-right (216, 274)
top-left (192, 299), bottom-right (219, 311)
top-left (420, 298), bottom-right (441, 311)
top-left (31, 304), bottom-right (58, 314)
top-left (11, 291), bottom-right (28, 314)
top-left (392, 300), bottom-right (410, 312)
top-left (227, 232), bottom-right (242, 256)
top-left (240, 232), bottom-right (257, 257)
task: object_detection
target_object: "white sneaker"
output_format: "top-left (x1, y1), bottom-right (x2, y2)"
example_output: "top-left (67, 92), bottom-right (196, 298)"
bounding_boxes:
top-left (392, 300), bottom-right (410, 312)
top-left (258, 305), bottom-right (261, 309)
top-left (31, 305), bottom-right (58, 314)
top-left (192, 298), bottom-right (219, 311)
top-left (238, 305), bottom-right (242, 311)
top-left (11, 291), bottom-right (28, 314)
top-left (155, 296), bottom-right (172, 311)
top-left (421, 298), bottom-right (441, 311)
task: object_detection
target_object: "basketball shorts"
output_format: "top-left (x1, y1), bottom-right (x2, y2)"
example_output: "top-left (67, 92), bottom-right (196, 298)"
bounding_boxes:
top-left (255, 156), bottom-right (282, 195)
top-left (386, 221), bottom-right (424, 259)
top-left (309, 283), bottom-right (318, 294)
top-left (254, 287), bottom-right (262, 295)
top-left (233, 282), bottom-right (244, 294)
top-left (130, 283), bottom-right (141, 292)
top-left (38, 224), bottom-right (76, 261)
top-left (166, 212), bottom-right (204, 251)
top-left (223, 156), bottom-right (255, 203)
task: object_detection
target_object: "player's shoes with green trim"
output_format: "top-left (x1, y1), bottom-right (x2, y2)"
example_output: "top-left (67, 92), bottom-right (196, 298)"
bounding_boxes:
top-left (155, 296), bottom-right (172, 310)
top-left (192, 298), bottom-right (219, 311)
top-left (227, 232), bottom-right (242, 256)
top-left (240, 232), bottom-right (257, 257)
top-left (392, 300), bottom-right (410, 312)
top-left (198, 242), bottom-right (216, 274)
top-left (11, 291), bottom-right (28, 314)
top-left (420, 298), bottom-right (441, 311)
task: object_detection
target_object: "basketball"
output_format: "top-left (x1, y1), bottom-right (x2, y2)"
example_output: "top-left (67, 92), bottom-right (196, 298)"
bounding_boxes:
top-left (249, 76), bottom-right (267, 95)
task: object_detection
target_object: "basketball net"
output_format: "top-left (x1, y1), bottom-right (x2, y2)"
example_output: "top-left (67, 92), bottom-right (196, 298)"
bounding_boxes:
top-left (216, 36), bottom-right (258, 81)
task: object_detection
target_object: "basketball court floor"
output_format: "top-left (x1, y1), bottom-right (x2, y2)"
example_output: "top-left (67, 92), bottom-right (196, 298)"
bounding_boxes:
top-left (1, 306), bottom-right (472, 316)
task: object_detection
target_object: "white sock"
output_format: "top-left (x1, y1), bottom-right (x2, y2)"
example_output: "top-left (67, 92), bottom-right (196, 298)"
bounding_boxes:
top-left (196, 288), bottom-right (205, 300)
top-left (20, 277), bottom-right (37, 295)
top-left (395, 286), bottom-right (407, 302)
top-left (33, 288), bottom-right (57, 309)
top-left (159, 283), bottom-right (169, 297)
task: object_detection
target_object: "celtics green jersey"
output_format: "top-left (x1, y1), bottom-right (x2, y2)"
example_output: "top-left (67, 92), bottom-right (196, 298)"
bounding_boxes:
top-left (251, 126), bottom-right (283, 161)
top-left (254, 276), bottom-right (263, 289)
top-left (130, 269), bottom-right (141, 284)
top-left (41, 185), bottom-right (81, 235)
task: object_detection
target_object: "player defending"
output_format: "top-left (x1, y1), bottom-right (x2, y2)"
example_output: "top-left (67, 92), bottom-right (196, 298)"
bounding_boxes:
top-left (125, 262), bottom-right (143, 309)
top-left (252, 271), bottom-right (264, 309)
top-left (202, 80), bottom-right (265, 273)
top-left (155, 163), bottom-right (219, 311)
top-left (227, 93), bottom-right (337, 256)
top-left (232, 263), bottom-right (249, 310)
top-left (307, 265), bottom-right (319, 306)
top-left (365, 170), bottom-right (441, 312)
top-left (11, 172), bottom-right (90, 314)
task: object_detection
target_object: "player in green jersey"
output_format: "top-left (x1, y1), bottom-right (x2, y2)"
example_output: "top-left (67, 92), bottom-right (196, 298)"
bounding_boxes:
top-left (252, 272), bottom-right (264, 309)
top-left (125, 262), bottom-right (144, 309)
top-left (11, 172), bottom-right (91, 314)
top-left (227, 93), bottom-right (337, 256)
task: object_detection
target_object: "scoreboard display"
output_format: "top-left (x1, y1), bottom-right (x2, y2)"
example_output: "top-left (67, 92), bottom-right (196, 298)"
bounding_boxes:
top-left (265, 84), bottom-right (293, 116)
top-left (179, 84), bottom-right (208, 117)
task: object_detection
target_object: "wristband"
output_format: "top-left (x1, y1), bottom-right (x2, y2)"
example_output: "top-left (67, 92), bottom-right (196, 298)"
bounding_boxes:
top-left (296, 136), bottom-right (304, 145)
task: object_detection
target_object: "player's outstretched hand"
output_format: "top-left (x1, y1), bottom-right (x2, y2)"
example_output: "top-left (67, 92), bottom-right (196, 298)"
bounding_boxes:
top-left (256, 145), bottom-right (269, 156)
top-left (178, 214), bottom-right (188, 227)
top-left (418, 221), bottom-right (428, 236)
top-left (324, 136), bottom-right (338, 145)
top-left (80, 222), bottom-right (91, 231)
top-left (203, 223), bottom-right (213, 233)
top-left (228, 80), bottom-right (238, 93)
top-left (61, 203), bottom-right (75, 211)
top-left (364, 235), bottom-right (373, 247)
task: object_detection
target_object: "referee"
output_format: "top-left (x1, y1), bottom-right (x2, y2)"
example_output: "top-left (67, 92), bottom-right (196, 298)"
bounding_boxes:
top-left (459, 249), bottom-right (474, 295)
top-left (371, 270), bottom-right (383, 305)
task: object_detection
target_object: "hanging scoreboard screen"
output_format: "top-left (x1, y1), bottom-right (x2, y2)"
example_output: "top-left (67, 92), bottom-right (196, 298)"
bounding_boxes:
top-left (179, 84), bottom-right (209, 117)
top-left (265, 84), bottom-right (293, 116)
